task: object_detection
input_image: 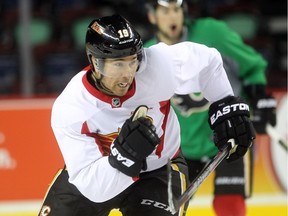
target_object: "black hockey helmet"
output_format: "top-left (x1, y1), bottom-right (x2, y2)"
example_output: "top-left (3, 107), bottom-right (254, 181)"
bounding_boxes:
top-left (86, 14), bottom-right (143, 62)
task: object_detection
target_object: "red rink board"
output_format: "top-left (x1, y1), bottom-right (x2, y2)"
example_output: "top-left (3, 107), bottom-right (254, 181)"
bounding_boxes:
top-left (0, 98), bottom-right (64, 200)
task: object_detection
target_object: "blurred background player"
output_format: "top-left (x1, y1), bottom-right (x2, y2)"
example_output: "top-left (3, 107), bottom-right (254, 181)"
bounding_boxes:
top-left (144, 0), bottom-right (277, 216)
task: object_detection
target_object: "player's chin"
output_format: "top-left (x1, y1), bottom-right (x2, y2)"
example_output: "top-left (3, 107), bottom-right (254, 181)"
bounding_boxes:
top-left (168, 31), bottom-right (181, 40)
top-left (113, 87), bottom-right (129, 97)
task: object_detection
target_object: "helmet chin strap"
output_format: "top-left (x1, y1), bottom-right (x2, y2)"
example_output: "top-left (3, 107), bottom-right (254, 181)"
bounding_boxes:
top-left (91, 70), bottom-right (115, 96)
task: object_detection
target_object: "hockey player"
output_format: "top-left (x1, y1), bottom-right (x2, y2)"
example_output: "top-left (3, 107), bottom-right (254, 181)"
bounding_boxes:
top-left (38, 14), bottom-right (256, 216)
top-left (144, 1), bottom-right (277, 216)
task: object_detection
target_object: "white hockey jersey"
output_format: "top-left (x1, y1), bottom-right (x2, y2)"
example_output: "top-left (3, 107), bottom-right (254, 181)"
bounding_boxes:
top-left (51, 42), bottom-right (233, 202)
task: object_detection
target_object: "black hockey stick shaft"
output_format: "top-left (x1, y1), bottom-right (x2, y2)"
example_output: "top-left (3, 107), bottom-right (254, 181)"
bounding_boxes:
top-left (266, 123), bottom-right (288, 152)
top-left (168, 139), bottom-right (235, 214)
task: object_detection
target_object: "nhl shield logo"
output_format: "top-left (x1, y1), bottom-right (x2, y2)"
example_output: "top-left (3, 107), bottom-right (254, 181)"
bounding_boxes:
top-left (112, 98), bottom-right (121, 107)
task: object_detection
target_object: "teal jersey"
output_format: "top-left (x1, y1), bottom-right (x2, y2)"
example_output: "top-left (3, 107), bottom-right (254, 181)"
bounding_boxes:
top-left (144, 18), bottom-right (267, 159)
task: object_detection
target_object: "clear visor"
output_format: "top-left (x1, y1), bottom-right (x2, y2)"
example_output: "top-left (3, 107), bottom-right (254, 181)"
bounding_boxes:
top-left (92, 49), bottom-right (147, 78)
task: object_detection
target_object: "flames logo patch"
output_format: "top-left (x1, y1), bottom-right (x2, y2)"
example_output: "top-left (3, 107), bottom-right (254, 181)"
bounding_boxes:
top-left (81, 121), bottom-right (120, 156)
top-left (92, 132), bottom-right (118, 156)
top-left (91, 21), bottom-right (104, 35)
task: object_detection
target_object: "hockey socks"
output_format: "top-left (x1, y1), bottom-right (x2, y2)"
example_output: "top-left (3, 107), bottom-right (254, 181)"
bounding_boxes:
top-left (213, 194), bottom-right (246, 216)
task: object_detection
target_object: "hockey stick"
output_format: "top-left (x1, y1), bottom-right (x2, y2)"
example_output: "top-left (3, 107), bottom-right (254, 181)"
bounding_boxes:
top-left (132, 105), bottom-right (148, 121)
top-left (168, 139), bottom-right (236, 214)
top-left (266, 123), bottom-right (288, 152)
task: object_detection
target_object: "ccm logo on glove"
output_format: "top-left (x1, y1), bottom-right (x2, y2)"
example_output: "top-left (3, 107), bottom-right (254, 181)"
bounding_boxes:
top-left (210, 103), bottom-right (249, 125)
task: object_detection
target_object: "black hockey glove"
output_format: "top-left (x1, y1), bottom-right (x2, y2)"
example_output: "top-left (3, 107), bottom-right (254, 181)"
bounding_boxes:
top-left (244, 85), bottom-right (277, 134)
top-left (208, 96), bottom-right (256, 162)
top-left (108, 110), bottom-right (160, 177)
